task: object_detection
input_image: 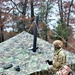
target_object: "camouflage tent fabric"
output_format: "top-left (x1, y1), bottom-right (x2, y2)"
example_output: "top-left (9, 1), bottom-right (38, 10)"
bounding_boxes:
top-left (0, 31), bottom-right (75, 75)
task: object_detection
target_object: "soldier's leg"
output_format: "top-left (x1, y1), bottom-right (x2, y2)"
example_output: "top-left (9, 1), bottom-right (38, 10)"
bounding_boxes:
top-left (48, 67), bottom-right (56, 75)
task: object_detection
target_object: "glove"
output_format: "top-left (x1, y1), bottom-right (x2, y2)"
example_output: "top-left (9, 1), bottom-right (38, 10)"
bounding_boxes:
top-left (45, 60), bottom-right (53, 65)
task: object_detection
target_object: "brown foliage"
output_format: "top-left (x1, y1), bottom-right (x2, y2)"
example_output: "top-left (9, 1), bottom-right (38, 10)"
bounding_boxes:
top-left (4, 31), bottom-right (19, 40)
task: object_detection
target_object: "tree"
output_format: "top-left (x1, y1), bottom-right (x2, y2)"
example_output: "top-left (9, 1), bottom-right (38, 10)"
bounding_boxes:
top-left (10, 0), bottom-right (34, 32)
top-left (0, 0), bottom-right (10, 42)
top-left (10, 0), bottom-right (27, 32)
top-left (0, 12), bottom-right (4, 42)
top-left (53, 20), bottom-right (70, 39)
top-left (38, 0), bottom-right (53, 41)
top-left (30, 0), bottom-right (34, 22)
top-left (22, 0), bottom-right (28, 31)
top-left (39, 0), bottom-right (52, 23)
top-left (52, 0), bottom-right (74, 47)
top-left (66, 0), bottom-right (74, 26)
top-left (57, 0), bottom-right (74, 26)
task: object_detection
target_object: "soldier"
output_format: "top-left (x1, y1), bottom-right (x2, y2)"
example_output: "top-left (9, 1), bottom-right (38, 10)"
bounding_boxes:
top-left (46, 40), bottom-right (67, 74)
top-left (46, 40), bottom-right (74, 75)
top-left (52, 40), bottom-right (66, 72)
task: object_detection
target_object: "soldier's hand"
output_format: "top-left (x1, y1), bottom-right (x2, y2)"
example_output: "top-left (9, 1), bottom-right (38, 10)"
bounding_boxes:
top-left (45, 60), bottom-right (52, 65)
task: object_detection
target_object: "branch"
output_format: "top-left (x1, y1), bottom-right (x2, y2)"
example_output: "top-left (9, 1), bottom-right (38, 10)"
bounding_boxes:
top-left (58, 0), bottom-right (63, 23)
top-left (10, 0), bottom-right (22, 14)
top-left (67, 0), bottom-right (74, 26)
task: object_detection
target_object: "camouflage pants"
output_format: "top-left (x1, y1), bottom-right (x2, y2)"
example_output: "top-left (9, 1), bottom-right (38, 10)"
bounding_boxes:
top-left (30, 69), bottom-right (56, 75)
top-left (48, 68), bottom-right (56, 75)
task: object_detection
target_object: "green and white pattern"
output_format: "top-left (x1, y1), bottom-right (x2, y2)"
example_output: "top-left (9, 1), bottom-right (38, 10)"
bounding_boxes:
top-left (0, 31), bottom-right (75, 75)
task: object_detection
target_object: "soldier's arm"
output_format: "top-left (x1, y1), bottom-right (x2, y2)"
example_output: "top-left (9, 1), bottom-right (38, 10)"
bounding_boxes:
top-left (53, 51), bottom-right (66, 68)
top-left (56, 52), bottom-right (66, 67)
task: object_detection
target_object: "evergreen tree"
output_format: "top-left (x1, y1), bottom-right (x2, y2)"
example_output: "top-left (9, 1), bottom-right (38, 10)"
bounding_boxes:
top-left (52, 19), bottom-right (71, 47)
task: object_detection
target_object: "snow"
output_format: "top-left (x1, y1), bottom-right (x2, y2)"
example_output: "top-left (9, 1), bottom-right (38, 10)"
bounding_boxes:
top-left (4, 27), bottom-right (13, 32)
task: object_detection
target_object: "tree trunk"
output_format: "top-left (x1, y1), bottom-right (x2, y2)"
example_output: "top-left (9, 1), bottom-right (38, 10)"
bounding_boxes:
top-left (0, 10), bottom-right (4, 42)
top-left (30, 0), bottom-right (34, 22)
top-left (45, 1), bottom-right (48, 24)
top-left (22, 0), bottom-right (28, 31)
top-left (0, 25), bottom-right (4, 42)
top-left (58, 0), bottom-right (63, 23)
top-left (67, 0), bottom-right (74, 26)
top-left (22, 0), bottom-right (27, 15)
top-left (66, 0), bottom-right (74, 47)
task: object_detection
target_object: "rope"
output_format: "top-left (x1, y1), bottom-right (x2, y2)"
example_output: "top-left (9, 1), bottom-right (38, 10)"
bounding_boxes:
top-left (67, 42), bottom-right (75, 50)
top-left (28, 19), bottom-right (42, 39)
top-left (28, 22), bottom-right (34, 33)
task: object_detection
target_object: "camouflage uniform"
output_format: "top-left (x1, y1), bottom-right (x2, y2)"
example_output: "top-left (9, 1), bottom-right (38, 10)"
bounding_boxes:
top-left (52, 48), bottom-right (66, 72)
top-left (48, 40), bottom-right (67, 75)
top-left (52, 40), bottom-right (66, 72)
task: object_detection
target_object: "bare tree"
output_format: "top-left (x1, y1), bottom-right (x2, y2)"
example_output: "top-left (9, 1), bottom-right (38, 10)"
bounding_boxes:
top-left (58, 0), bottom-right (63, 23)
top-left (67, 0), bottom-right (74, 26)
top-left (22, 0), bottom-right (28, 30)
top-left (57, 0), bottom-right (74, 26)
top-left (10, 0), bottom-right (28, 31)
